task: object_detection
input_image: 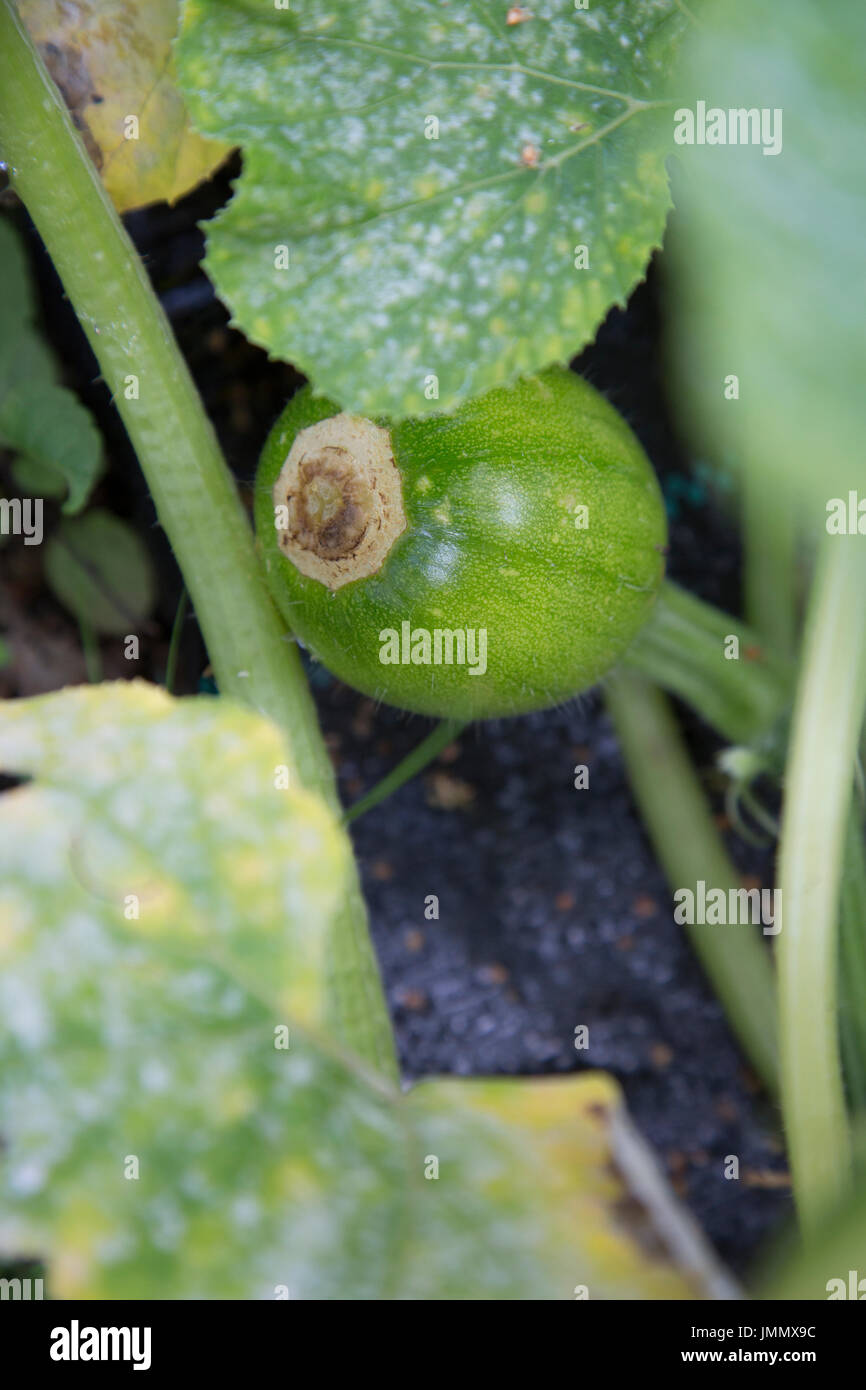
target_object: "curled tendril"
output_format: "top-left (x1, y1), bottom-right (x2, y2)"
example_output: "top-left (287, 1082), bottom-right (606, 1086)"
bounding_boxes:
top-left (718, 744), bottom-right (780, 848)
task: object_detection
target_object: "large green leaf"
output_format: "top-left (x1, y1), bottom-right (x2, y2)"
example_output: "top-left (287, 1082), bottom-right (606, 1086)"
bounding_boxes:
top-left (667, 0), bottom-right (866, 515)
top-left (0, 683), bottom-right (729, 1298)
top-left (176, 0), bottom-right (686, 418)
top-left (0, 217), bottom-right (102, 514)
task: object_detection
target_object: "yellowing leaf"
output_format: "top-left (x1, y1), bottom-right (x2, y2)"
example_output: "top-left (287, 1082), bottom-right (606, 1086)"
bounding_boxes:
top-left (0, 684), bottom-right (732, 1298)
top-left (405, 1071), bottom-right (738, 1300)
top-left (19, 0), bottom-right (232, 212)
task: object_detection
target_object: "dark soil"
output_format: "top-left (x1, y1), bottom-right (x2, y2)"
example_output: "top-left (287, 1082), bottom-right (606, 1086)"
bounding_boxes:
top-left (1, 161), bottom-right (791, 1279)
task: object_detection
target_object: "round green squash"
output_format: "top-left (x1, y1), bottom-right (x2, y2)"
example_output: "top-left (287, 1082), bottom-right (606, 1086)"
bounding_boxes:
top-left (255, 367), bottom-right (666, 719)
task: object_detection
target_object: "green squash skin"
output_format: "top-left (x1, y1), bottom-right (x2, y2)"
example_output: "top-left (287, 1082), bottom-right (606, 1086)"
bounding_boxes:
top-left (254, 367), bottom-right (666, 719)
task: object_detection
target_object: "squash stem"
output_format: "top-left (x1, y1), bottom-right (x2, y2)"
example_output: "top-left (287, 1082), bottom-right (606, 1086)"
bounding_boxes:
top-left (344, 719), bottom-right (468, 825)
top-left (776, 535), bottom-right (866, 1232)
top-left (0, 1), bottom-right (397, 1081)
top-left (605, 670), bottom-right (778, 1093)
top-left (625, 579), bottom-right (792, 745)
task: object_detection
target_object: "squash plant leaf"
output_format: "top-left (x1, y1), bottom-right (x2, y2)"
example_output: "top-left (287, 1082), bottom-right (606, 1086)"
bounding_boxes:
top-left (668, 0), bottom-right (866, 513)
top-left (18, 0), bottom-right (233, 213)
top-left (0, 218), bottom-right (103, 514)
top-left (0, 683), bottom-right (728, 1298)
top-left (43, 510), bottom-right (157, 635)
top-left (176, 0), bottom-right (687, 418)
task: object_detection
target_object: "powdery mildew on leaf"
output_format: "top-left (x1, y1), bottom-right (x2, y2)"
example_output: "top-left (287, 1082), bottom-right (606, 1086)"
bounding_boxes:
top-left (0, 684), bottom-right (724, 1298)
top-left (176, 0), bottom-right (685, 417)
top-left (0, 683), bottom-right (346, 1034)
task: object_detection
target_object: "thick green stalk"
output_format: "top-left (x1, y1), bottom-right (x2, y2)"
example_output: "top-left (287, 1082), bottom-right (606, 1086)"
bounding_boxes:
top-left (776, 536), bottom-right (866, 1231)
top-left (0, 2), bottom-right (396, 1080)
top-left (625, 580), bottom-right (791, 746)
top-left (605, 670), bottom-right (778, 1092)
